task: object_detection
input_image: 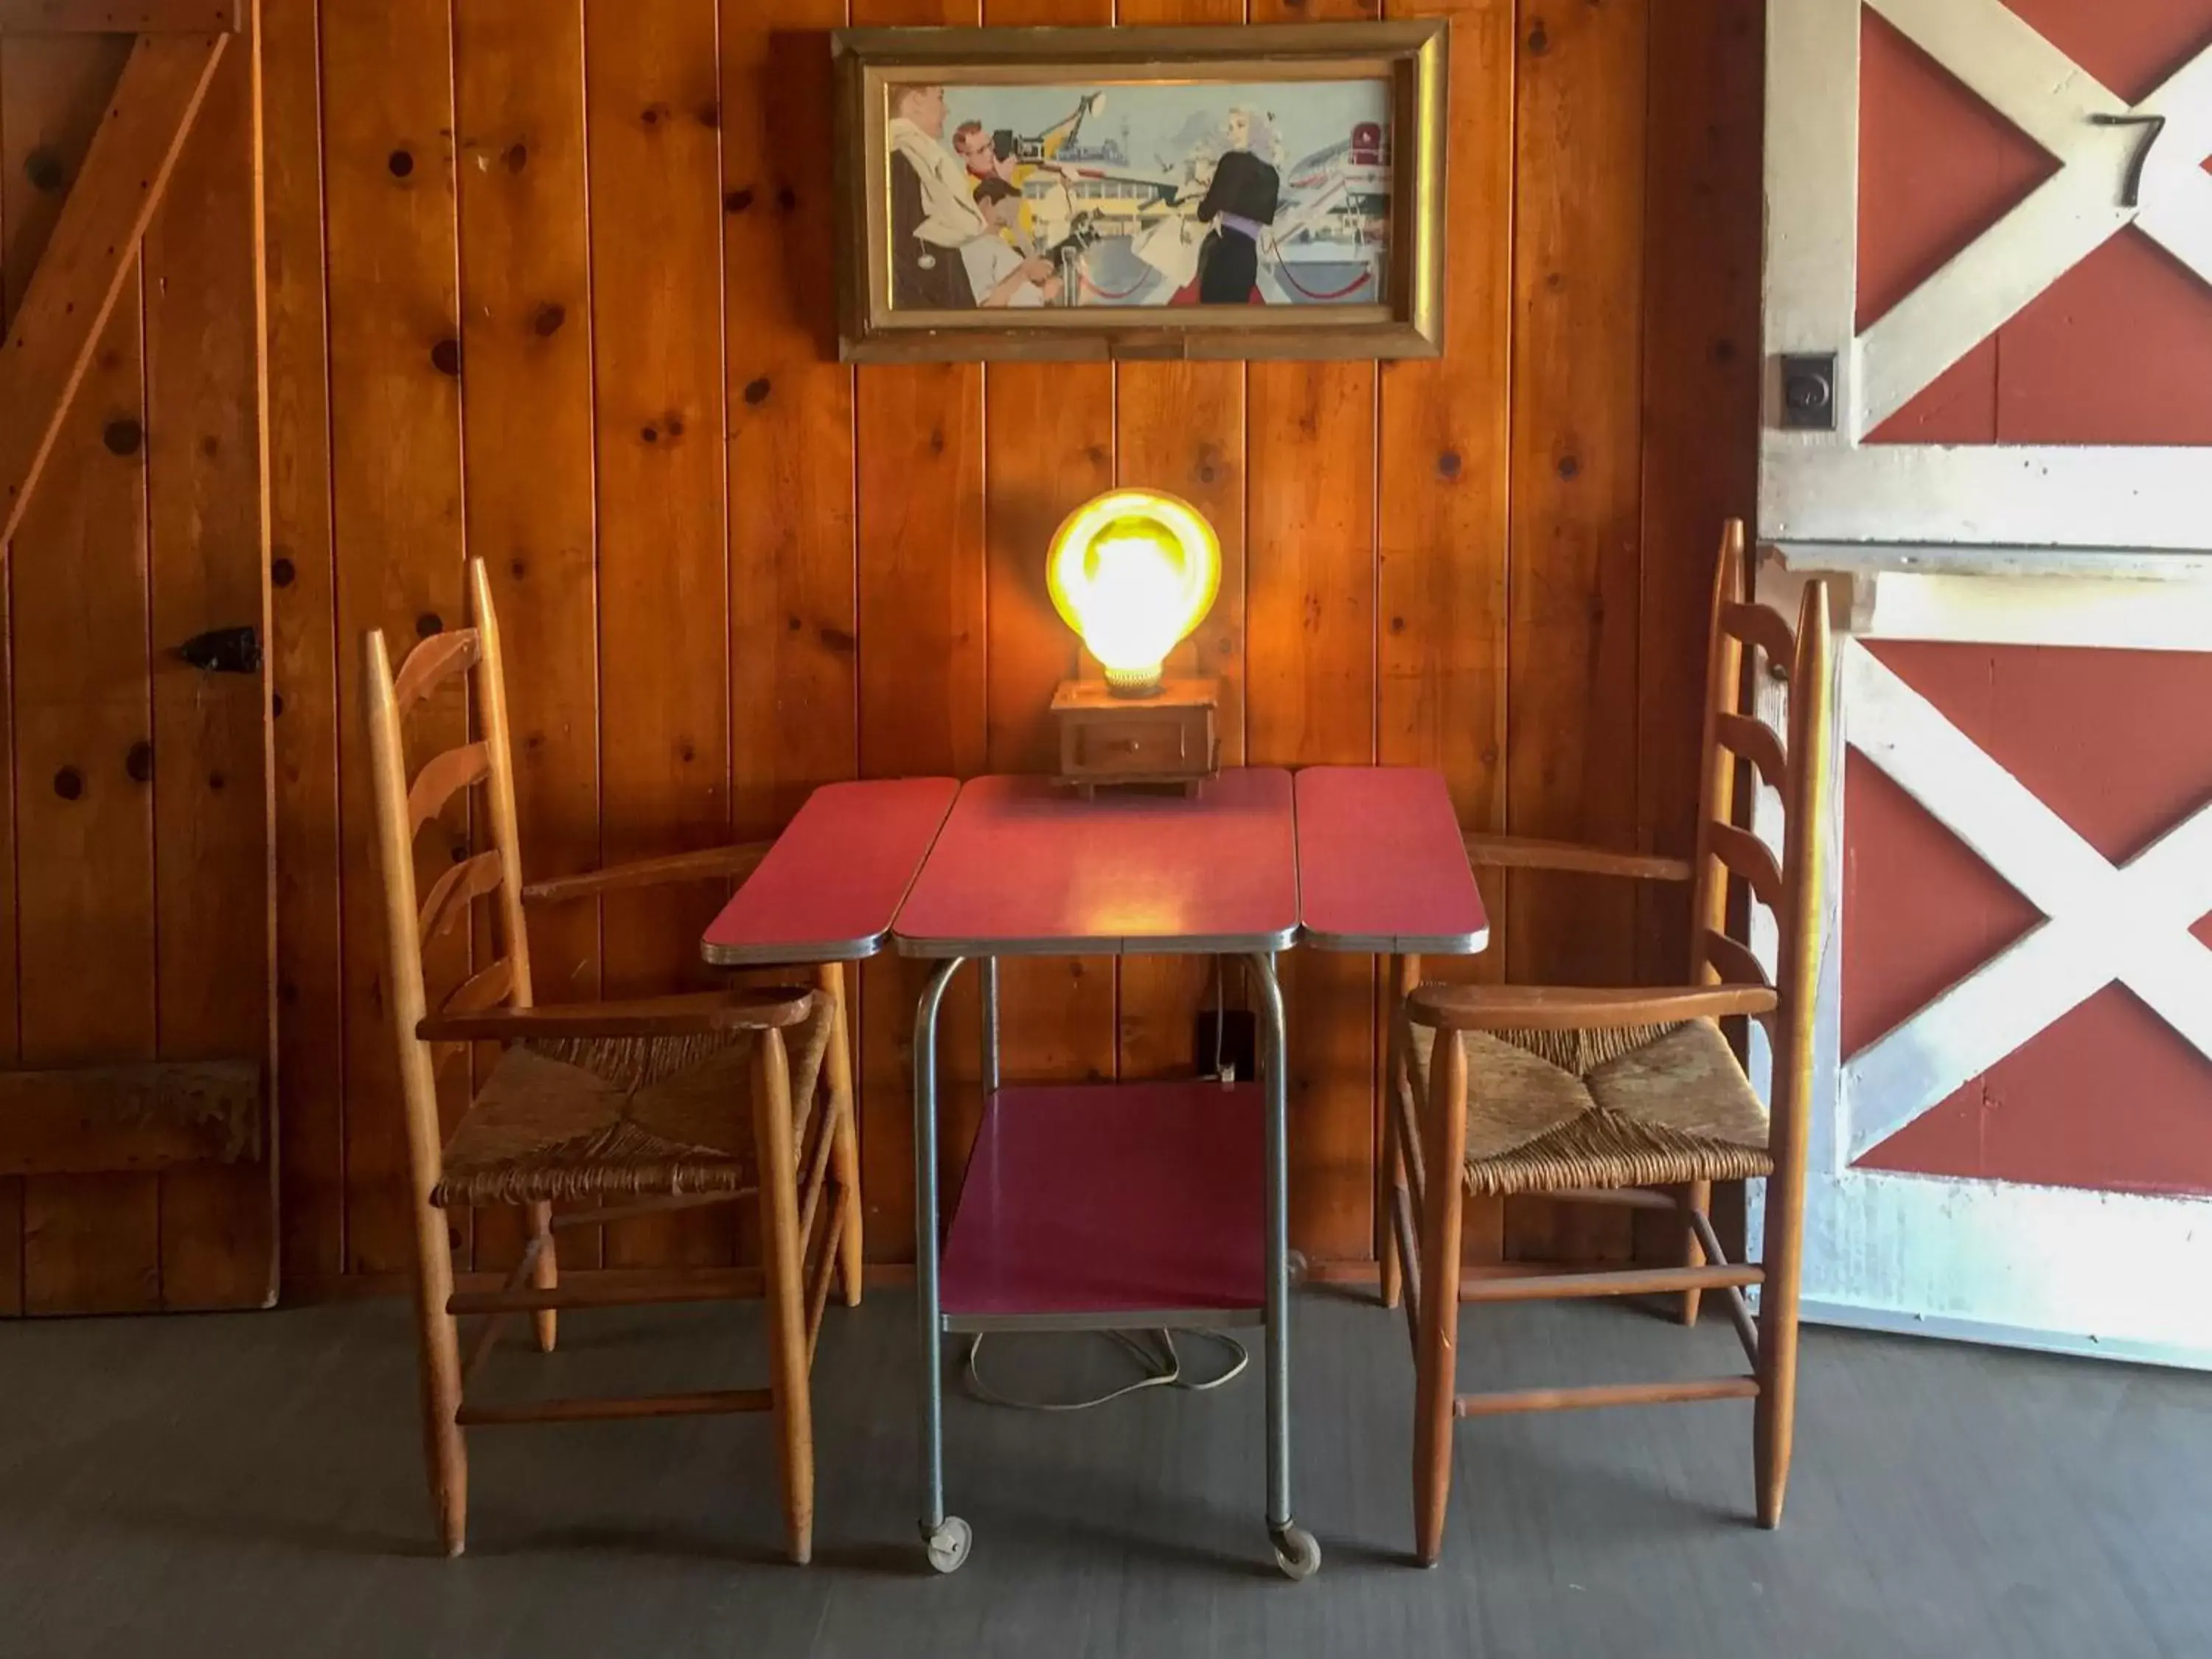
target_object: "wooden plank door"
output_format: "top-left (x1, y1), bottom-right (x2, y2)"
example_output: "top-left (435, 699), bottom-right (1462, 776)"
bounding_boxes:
top-left (0, 18), bottom-right (274, 1314)
top-left (1762, 0), bottom-right (2212, 551)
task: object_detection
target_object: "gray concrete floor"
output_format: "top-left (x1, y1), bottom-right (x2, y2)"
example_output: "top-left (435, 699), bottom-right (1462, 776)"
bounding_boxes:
top-left (1, 1287), bottom-right (2208, 1658)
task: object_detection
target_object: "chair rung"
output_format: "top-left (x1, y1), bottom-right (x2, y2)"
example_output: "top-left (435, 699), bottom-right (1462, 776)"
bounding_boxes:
top-left (1547, 1186), bottom-right (1681, 1211)
top-left (550, 1191), bottom-right (748, 1231)
top-left (458, 1388), bottom-right (771, 1426)
top-left (1455, 1375), bottom-right (1759, 1418)
top-left (449, 1270), bottom-right (757, 1317)
top-left (1460, 1263), bottom-right (1761, 1304)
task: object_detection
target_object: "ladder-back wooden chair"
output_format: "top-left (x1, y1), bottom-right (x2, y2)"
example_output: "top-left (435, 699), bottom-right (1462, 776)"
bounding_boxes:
top-left (363, 560), bottom-right (861, 1565)
top-left (1382, 522), bottom-right (1833, 1562)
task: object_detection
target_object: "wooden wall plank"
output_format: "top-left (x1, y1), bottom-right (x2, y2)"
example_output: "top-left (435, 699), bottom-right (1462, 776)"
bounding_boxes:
top-left (142, 18), bottom-right (270, 1308)
top-left (0, 41), bottom-right (22, 1314)
top-left (723, 0), bottom-right (855, 839)
top-left (321, 0), bottom-right (467, 1276)
top-left (1633, 0), bottom-right (1764, 1266)
top-left (261, 0), bottom-right (341, 1293)
top-left (980, 0), bottom-right (1116, 1109)
top-left (1246, 0), bottom-right (1380, 1267)
top-left (852, 0), bottom-right (985, 1263)
top-left (583, 0), bottom-right (731, 1268)
top-left (4, 32), bottom-right (161, 1313)
top-left (1503, 0), bottom-right (1651, 1265)
top-left (1107, 0), bottom-right (1245, 1089)
top-left (1380, 0), bottom-right (1514, 1266)
top-left (454, 0), bottom-right (601, 1274)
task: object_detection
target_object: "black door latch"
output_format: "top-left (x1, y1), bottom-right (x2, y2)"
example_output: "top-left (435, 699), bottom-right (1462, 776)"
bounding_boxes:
top-left (176, 625), bottom-right (262, 675)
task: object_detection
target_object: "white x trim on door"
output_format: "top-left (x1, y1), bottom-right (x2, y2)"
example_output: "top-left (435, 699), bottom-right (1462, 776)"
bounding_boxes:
top-left (1759, 0), bottom-right (2212, 552)
top-left (1859, 0), bottom-right (2212, 435)
top-left (1840, 644), bottom-right (2212, 1161)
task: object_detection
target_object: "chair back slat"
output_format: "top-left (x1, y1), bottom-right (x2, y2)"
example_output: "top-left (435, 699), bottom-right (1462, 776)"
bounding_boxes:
top-left (419, 849), bottom-right (505, 947)
top-left (1719, 600), bottom-right (1795, 672)
top-left (1715, 712), bottom-right (1787, 793)
top-left (443, 955), bottom-right (515, 1016)
top-left (408, 741), bottom-right (491, 836)
top-left (392, 629), bottom-right (481, 712)
top-left (1708, 822), bottom-right (1784, 914)
top-left (1703, 926), bottom-right (1770, 991)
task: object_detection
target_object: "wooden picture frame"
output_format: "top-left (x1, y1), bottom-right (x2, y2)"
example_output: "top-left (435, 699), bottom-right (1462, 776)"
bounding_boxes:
top-left (832, 22), bottom-right (1449, 363)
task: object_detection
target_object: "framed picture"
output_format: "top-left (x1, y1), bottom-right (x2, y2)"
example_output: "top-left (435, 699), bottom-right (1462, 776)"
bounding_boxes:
top-left (831, 22), bottom-right (1449, 363)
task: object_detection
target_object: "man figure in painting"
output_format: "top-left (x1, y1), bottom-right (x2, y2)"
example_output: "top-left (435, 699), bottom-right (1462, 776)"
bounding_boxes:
top-left (887, 83), bottom-right (989, 309)
top-left (953, 119), bottom-right (1017, 188)
top-left (963, 178), bottom-right (1057, 307)
top-left (1190, 105), bottom-right (1281, 305)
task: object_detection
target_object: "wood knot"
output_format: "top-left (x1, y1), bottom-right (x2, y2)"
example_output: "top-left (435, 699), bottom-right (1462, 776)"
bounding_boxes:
top-left (742, 377), bottom-right (771, 406)
top-left (103, 418), bottom-right (143, 456)
top-left (24, 146), bottom-right (65, 193)
top-left (533, 302), bottom-right (566, 336)
top-left (504, 142), bottom-right (529, 173)
top-left (271, 556), bottom-right (296, 588)
top-left (777, 184), bottom-right (798, 212)
top-left (726, 187), bottom-right (755, 214)
top-left (1436, 450), bottom-right (1461, 480)
top-left (1527, 22), bottom-right (1550, 54)
top-left (416, 613), bottom-right (442, 638)
top-left (431, 338), bottom-right (462, 378)
top-left (53, 766), bottom-right (83, 801)
top-left (272, 692), bottom-right (286, 718)
top-left (1556, 454), bottom-right (1581, 480)
top-left (388, 148), bottom-right (414, 178)
top-left (125, 741), bottom-right (153, 784)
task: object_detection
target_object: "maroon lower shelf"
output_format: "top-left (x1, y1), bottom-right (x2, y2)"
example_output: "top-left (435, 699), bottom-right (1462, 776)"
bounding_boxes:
top-left (939, 1080), bottom-right (1265, 1327)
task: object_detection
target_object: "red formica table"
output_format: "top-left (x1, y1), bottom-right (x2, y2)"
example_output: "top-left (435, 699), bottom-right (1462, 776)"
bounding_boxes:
top-left (698, 765), bottom-right (1485, 1580)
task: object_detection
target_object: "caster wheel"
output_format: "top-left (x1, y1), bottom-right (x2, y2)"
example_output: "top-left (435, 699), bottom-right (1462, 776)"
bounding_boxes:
top-left (1271, 1523), bottom-right (1321, 1582)
top-left (924, 1516), bottom-right (973, 1575)
top-left (1287, 1249), bottom-right (1309, 1289)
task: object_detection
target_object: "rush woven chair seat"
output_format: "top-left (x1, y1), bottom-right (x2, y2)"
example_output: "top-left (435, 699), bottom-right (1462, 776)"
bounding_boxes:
top-left (432, 1006), bottom-right (836, 1208)
top-left (1403, 1019), bottom-right (1773, 1198)
top-left (1380, 522), bottom-right (1834, 1565)
top-left (364, 559), bottom-right (861, 1566)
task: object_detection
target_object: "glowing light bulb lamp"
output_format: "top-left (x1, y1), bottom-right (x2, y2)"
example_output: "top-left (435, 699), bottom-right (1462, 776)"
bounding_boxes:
top-left (1045, 488), bottom-right (1223, 798)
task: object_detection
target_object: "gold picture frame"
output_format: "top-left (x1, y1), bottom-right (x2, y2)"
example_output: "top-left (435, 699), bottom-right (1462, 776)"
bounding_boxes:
top-left (832, 22), bottom-right (1449, 363)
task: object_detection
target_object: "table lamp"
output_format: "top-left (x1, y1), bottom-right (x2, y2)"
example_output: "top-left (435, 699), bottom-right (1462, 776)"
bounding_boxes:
top-left (1045, 487), bottom-right (1224, 796)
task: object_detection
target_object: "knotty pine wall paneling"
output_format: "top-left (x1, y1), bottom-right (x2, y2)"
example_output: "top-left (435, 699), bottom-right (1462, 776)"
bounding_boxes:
top-left (585, 0), bottom-right (734, 1269)
top-left (321, 0), bottom-right (471, 1277)
top-left (1500, 0), bottom-right (1650, 1265)
top-left (262, 0), bottom-right (345, 1294)
top-left (143, 31), bottom-right (272, 1309)
top-left (243, 0), bottom-right (1767, 1292)
top-left (454, 0), bottom-right (602, 1275)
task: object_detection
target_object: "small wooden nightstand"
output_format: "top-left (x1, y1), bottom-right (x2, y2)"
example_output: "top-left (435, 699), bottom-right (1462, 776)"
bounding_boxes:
top-left (1051, 678), bottom-right (1220, 797)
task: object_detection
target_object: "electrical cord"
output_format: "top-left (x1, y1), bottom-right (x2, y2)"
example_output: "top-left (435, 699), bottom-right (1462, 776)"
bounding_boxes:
top-left (962, 1326), bottom-right (1249, 1412)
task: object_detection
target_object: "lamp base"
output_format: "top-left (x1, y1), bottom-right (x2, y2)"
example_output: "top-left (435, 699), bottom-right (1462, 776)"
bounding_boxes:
top-left (1050, 677), bottom-right (1220, 799)
top-left (1102, 664), bottom-right (1165, 698)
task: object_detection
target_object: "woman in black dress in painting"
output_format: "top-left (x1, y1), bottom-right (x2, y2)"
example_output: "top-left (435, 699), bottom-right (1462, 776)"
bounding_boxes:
top-left (1192, 111), bottom-right (1280, 305)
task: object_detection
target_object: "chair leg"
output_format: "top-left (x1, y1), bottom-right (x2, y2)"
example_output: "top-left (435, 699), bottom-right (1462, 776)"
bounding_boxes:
top-left (410, 1197), bottom-right (468, 1557)
top-left (1412, 1026), bottom-right (1467, 1566)
top-left (752, 1028), bottom-right (816, 1565)
top-left (1678, 1179), bottom-right (1711, 1327)
top-left (528, 1200), bottom-right (559, 1353)
top-left (1754, 1168), bottom-right (1806, 1528)
top-left (1380, 953), bottom-right (1416, 1310)
top-left (817, 961), bottom-right (863, 1307)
